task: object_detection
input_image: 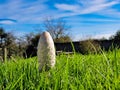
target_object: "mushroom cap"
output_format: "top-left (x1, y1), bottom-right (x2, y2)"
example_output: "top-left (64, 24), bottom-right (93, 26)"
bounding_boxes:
top-left (37, 31), bottom-right (55, 71)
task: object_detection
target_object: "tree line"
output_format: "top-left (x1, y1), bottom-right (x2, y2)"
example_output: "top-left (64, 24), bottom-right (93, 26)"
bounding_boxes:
top-left (1, 18), bottom-right (120, 60)
top-left (0, 18), bottom-right (72, 60)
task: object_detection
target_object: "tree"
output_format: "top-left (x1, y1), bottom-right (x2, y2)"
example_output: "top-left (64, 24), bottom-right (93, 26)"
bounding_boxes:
top-left (43, 17), bottom-right (71, 42)
top-left (24, 32), bottom-right (35, 45)
top-left (31, 34), bottom-right (40, 46)
top-left (5, 32), bottom-right (17, 58)
top-left (23, 33), bottom-right (40, 58)
top-left (114, 30), bottom-right (120, 40)
top-left (54, 35), bottom-right (71, 43)
top-left (0, 28), bottom-right (18, 60)
top-left (0, 28), bottom-right (7, 47)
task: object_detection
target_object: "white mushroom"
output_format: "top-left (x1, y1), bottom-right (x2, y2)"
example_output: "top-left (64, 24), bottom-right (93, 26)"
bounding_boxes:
top-left (37, 31), bottom-right (55, 71)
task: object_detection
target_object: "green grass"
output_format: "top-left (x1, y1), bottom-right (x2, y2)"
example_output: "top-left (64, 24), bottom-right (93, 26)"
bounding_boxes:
top-left (0, 49), bottom-right (120, 90)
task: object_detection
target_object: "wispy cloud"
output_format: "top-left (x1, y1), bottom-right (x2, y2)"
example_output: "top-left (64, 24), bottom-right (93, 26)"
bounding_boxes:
top-left (0, 19), bottom-right (17, 24)
top-left (55, 4), bottom-right (80, 12)
top-left (80, 1), bottom-right (118, 14)
top-left (97, 8), bottom-right (120, 19)
top-left (0, 0), bottom-right (48, 23)
top-left (54, 0), bottom-right (119, 17)
top-left (0, 0), bottom-right (119, 24)
top-left (93, 33), bottom-right (114, 39)
top-left (0, 0), bottom-right (120, 41)
top-left (73, 32), bottom-right (116, 41)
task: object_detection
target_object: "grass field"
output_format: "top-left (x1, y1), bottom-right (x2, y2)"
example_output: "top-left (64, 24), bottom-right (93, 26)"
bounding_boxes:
top-left (0, 49), bottom-right (120, 90)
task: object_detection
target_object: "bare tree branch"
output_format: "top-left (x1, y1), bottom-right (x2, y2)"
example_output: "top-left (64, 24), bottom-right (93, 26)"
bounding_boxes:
top-left (43, 17), bottom-right (71, 42)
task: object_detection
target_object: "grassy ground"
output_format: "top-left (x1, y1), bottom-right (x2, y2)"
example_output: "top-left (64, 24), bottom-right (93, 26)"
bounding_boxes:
top-left (0, 49), bottom-right (120, 90)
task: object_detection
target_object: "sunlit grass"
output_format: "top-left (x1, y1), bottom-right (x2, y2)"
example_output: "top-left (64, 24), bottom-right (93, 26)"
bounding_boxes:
top-left (0, 49), bottom-right (120, 89)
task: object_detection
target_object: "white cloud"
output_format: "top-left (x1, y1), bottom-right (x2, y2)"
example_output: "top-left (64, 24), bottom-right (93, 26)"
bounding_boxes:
top-left (91, 0), bottom-right (106, 4)
top-left (0, 0), bottom-right (48, 23)
top-left (54, 0), bottom-right (119, 18)
top-left (0, 0), bottom-right (120, 24)
top-left (93, 33), bottom-right (114, 39)
top-left (55, 4), bottom-right (80, 12)
top-left (0, 19), bottom-right (16, 24)
top-left (97, 8), bottom-right (120, 18)
top-left (80, 1), bottom-right (118, 14)
top-left (73, 32), bottom-right (115, 41)
top-left (77, 0), bottom-right (106, 8)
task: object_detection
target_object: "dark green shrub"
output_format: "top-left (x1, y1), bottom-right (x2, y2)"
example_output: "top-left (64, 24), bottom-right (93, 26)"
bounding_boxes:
top-left (80, 39), bottom-right (101, 54)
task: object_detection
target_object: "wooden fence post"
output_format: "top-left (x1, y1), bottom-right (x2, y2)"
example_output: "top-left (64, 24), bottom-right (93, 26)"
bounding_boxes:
top-left (3, 47), bottom-right (7, 62)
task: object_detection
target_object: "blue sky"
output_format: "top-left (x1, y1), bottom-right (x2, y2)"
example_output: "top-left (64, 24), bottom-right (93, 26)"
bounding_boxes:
top-left (0, 0), bottom-right (120, 41)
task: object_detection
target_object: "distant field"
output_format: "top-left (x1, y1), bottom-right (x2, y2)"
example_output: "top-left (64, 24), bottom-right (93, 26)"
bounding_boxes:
top-left (0, 49), bottom-right (120, 90)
